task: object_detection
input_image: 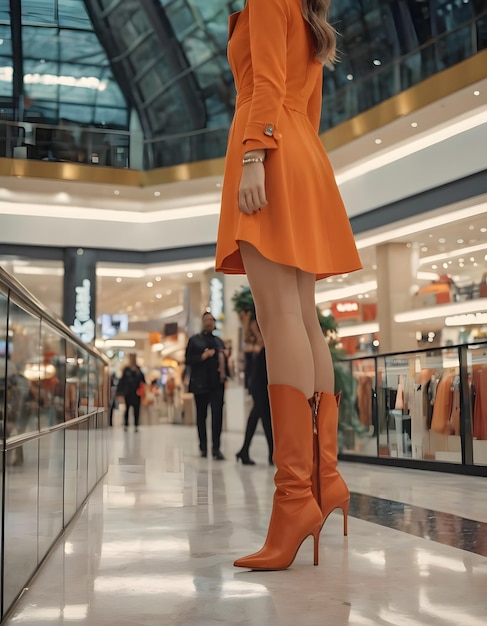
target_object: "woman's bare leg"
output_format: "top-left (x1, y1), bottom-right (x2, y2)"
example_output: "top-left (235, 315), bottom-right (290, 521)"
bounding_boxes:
top-left (239, 242), bottom-right (314, 399)
top-left (296, 271), bottom-right (334, 394)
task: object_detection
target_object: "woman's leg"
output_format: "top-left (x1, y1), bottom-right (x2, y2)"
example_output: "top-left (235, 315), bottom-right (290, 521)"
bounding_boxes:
top-left (296, 271), bottom-right (334, 394)
top-left (239, 242), bottom-right (314, 398)
top-left (235, 243), bottom-right (322, 570)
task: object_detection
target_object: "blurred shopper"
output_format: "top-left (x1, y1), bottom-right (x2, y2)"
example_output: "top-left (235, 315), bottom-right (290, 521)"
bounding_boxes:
top-left (117, 353), bottom-right (145, 432)
top-left (185, 312), bottom-right (229, 460)
top-left (215, 0), bottom-right (361, 570)
top-left (236, 318), bottom-right (273, 466)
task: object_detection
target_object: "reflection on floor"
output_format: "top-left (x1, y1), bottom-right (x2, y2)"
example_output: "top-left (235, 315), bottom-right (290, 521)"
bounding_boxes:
top-left (4, 424), bottom-right (487, 626)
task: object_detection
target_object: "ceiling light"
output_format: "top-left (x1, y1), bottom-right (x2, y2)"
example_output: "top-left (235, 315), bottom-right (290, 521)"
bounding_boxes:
top-left (165, 289), bottom-right (172, 295)
top-left (97, 268), bottom-right (144, 278)
top-left (114, 190), bottom-right (120, 195)
top-left (373, 59), bottom-right (381, 66)
top-left (470, 257), bottom-right (475, 262)
top-left (347, 74), bottom-right (354, 80)
top-left (160, 305), bottom-right (184, 318)
top-left (155, 276), bottom-right (161, 281)
top-left (469, 225), bottom-right (475, 230)
top-left (445, 313), bottom-right (487, 326)
top-left (187, 272), bottom-right (193, 278)
top-left (417, 271), bottom-right (439, 281)
top-left (102, 339), bottom-right (136, 348)
top-left (374, 138), bottom-right (382, 145)
top-left (438, 238), bottom-right (446, 243)
top-left (432, 264), bottom-right (438, 269)
top-left (442, 263), bottom-right (448, 268)
top-left (116, 277), bottom-right (122, 283)
top-left (457, 239), bottom-right (464, 244)
top-left (338, 322), bottom-right (379, 338)
top-left (481, 227), bottom-right (487, 233)
top-left (421, 246), bottom-right (428, 252)
top-left (473, 90), bottom-right (480, 96)
top-left (154, 191), bottom-right (161, 197)
top-left (395, 299), bottom-right (487, 323)
top-left (146, 281), bottom-right (153, 287)
top-left (411, 122), bottom-right (418, 128)
top-left (156, 293), bottom-right (162, 299)
top-left (420, 241), bottom-right (487, 265)
top-left (315, 280), bottom-right (377, 304)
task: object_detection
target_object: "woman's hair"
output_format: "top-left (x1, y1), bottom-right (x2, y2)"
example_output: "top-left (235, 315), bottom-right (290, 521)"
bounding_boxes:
top-left (301, 0), bottom-right (337, 64)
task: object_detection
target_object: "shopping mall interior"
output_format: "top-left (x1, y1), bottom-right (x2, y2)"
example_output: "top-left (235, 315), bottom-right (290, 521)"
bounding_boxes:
top-left (0, 1), bottom-right (486, 624)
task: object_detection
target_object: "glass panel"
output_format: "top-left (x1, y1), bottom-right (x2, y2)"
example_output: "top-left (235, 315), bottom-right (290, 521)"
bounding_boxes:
top-left (77, 419), bottom-right (88, 506)
top-left (88, 414), bottom-right (96, 491)
top-left (7, 299), bottom-right (41, 438)
top-left (88, 354), bottom-right (98, 412)
top-left (470, 344), bottom-right (487, 466)
top-left (4, 439), bottom-right (39, 613)
top-left (39, 323), bottom-right (65, 429)
top-left (66, 340), bottom-right (80, 421)
top-left (38, 430), bottom-right (64, 559)
top-left (0, 287), bottom-right (7, 440)
top-left (64, 423), bottom-right (78, 525)
top-left (339, 357), bottom-right (377, 456)
top-left (78, 347), bottom-right (89, 415)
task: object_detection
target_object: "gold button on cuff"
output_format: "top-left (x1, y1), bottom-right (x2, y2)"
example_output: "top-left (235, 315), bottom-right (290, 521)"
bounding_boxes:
top-left (264, 124), bottom-right (274, 137)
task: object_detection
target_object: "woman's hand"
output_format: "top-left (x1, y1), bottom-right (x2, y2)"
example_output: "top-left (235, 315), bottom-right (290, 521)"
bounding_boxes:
top-left (238, 152), bottom-right (268, 214)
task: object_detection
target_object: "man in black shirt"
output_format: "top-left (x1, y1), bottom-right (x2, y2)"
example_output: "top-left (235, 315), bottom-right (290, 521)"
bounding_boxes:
top-left (185, 312), bottom-right (229, 460)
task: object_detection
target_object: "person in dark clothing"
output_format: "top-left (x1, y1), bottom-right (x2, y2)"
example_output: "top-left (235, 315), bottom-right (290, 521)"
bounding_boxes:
top-left (185, 312), bottom-right (229, 460)
top-left (116, 353), bottom-right (145, 432)
top-left (236, 320), bottom-right (273, 466)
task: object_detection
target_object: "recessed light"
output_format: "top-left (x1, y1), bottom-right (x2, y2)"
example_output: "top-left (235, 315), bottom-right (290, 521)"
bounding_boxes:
top-left (442, 263), bottom-right (448, 268)
top-left (155, 276), bottom-right (161, 281)
top-left (438, 237), bottom-right (446, 243)
top-left (347, 74), bottom-right (354, 81)
top-left (165, 289), bottom-right (172, 295)
top-left (146, 281), bottom-right (153, 287)
top-left (473, 90), bottom-right (480, 96)
top-left (473, 262), bottom-right (478, 267)
top-left (154, 191), bottom-right (161, 197)
top-left (374, 138), bottom-right (382, 145)
top-left (156, 293), bottom-right (162, 299)
top-left (187, 272), bottom-right (193, 278)
top-left (114, 190), bottom-right (120, 195)
top-left (480, 227), bottom-right (487, 233)
top-left (421, 246), bottom-right (428, 252)
top-left (116, 277), bottom-right (122, 283)
top-left (432, 264), bottom-right (438, 269)
top-left (470, 257), bottom-right (475, 262)
top-left (411, 122), bottom-right (418, 128)
top-left (373, 59), bottom-right (381, 66)
top-left (469, 225), bottom-right (475, 230)
top-left (457, 239), bottom-right (464, 244)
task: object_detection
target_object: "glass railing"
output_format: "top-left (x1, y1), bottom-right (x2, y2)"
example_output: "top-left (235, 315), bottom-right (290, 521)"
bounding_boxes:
top-left (0, 267), bottom-right (110, 620)
top-left (337, 341), bottom-right (487, 471)
top-left (321, 12), bottom-right (486, 131)
top-left (0, 11), bottom-right (485, 170)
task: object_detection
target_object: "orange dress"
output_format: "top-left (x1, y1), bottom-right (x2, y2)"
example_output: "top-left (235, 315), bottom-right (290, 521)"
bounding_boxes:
top-left (215, 0), bottom-right (362, 279)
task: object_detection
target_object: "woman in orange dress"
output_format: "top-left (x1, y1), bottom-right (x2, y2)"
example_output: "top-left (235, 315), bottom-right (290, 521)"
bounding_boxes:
top-left (216, 0), bottom-right (362, 570)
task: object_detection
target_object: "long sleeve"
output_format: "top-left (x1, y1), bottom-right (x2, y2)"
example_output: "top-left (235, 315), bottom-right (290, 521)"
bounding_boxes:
top-left (242, 0), bottom-right (289, 152)
top-left (307, 70), bottom-right (323, 133)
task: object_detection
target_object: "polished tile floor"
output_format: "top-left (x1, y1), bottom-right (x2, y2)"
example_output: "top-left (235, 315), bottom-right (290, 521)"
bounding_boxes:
top-left (5, 423), bottom-right (487, 626)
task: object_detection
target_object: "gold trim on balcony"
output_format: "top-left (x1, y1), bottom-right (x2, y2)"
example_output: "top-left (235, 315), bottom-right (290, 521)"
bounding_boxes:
top-left (1, 50), bottom-right (485, 187)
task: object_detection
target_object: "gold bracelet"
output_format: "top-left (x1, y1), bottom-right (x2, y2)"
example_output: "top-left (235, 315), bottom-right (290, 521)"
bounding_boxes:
top-left (242, 157), bottom-right (265, 165)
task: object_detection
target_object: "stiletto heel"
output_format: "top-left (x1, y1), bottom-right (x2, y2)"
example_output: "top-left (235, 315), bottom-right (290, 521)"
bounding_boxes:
top-left (313, 526), bottom-right (320, 566)
top-left (342, 499), bottom-right (349, 536)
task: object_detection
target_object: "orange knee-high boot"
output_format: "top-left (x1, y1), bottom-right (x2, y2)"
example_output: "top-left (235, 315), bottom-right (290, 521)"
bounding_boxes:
top-left (233, 385), bottom-right (323, 570)
top-left (312, 392), bottom-right (349, 535)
